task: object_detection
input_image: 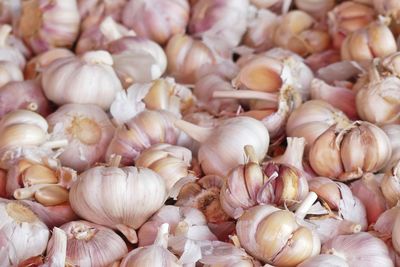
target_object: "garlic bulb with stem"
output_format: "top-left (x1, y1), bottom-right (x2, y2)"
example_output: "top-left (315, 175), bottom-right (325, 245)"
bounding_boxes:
top-left (69, 159), bottom-right (167, 243)
top-left (381, 161), bottom-right (400, 208)
top-left (41, 50), bottom-right (123, 110)
top-left (0, 24), bottom-right (26, 69)
top-left (60, 220), bottom-right (128, 267)
top-left (175, 116), bottom-right (269, 177)
top-left (122, 0), bottom-right (190, 45)
top-left (0, 60), bottom-right (23, 88)
top-left (47, 103), bottom-right (115, 172)
top-left (0, 198), bottom-right (50, 266)
top-left (236, 192), bottom-right (321, 265)
top-left (382, 124), bottom-right (400, 172)
top-left (16, 0), bottom-right (81, 54)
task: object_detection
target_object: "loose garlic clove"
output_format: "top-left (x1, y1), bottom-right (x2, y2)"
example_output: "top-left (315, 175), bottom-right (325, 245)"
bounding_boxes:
top-left (122, 0), bottom-right (189, 45)
top-left (47, 103), bottom-right (115, 172)
top-left (381, 162), bottom-right (400, 207)
top-left (60, 220), bottom-right (128, 267)
top-left (0, 199), bottom-right (50, 266)
top-left (0, 25), bottom-right (26, 69)
top-left (175, 116), bottom-right (269, 177)
top-left (41, 50), bottom-right (123, 110)
top-left (69, 164), bottom-right (167, 243)
top-left (166, 34), bottom-right (216, 84)
top-left (16, 0), bottom-right (80, 54)
top-left (0, 60), bottom-right (23, 88)
top-left (34, 185), bottom-right (69, 206)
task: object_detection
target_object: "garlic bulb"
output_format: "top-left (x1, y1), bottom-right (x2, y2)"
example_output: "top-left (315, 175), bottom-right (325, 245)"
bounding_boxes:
top-left (41, 50), bottom-right (123, 109)
top-left (47, 104), bottom-right (114, 172)
top-left (16, 0), bottom-right (81, 54)
top-left (0, 199), bottom-right (50, 266)
top-left (60, 220), bottom-right (128, 267)
top-left (166, 34), bottom-right (216, 84)
top-left (298, 254), bottom-right (349, 267)
top-left (309, 121), bottom-right (392, 180)
top-left (382, 124), bottom-right (400, 172)
top-left (0, 80), bottom-right (51, 118)
top-left (236, 192), bottom-right (321, 265)
top-left (175, 116), bottom-right (269, 177)
top-left (294, 0), bottom-right (335, 18)
top-left (273, 10), bottom-right (331, 56)
top-left (0, 61), bottom-right (23, 88)
top-left (286, 100), bottom-right (351, 151)
top-left (341, 19), bottom-right (397, 62)
top-left (69, 163), bottom-right (167, 243)
top-left (0, 24), bottom-right (26, 69)
top-left (322, 232), bottom-right (394, 267)
top-left (328, 1), bottom-right (376, 49)
top-left (135, 144), bottom-right (192, 192)
top-left (382, 162), bottom-right (400, 208)
top-left (122, 0), bottom-right (189, 45)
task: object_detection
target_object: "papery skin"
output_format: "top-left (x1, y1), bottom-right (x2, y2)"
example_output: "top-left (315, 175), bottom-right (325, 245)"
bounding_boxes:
top-left (294, 0), bottom-right (335, 18)
top-left (298, 254), bottom-right (349, 267)
top-left (0, 61), bottom-right (23, 88)
top-left (0, 25), bottom-right (26, 70)
top-left (381, 162), bottom-right (400, 207)
top-left (382, 124), bottom-right (400, 172)
top-left (47, 103), bottom-right (115, 172)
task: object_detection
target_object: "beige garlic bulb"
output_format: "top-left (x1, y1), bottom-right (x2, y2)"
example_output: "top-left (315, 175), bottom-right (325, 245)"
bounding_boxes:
top-left (309, 121), bottom-right (392, 180)
top-left (286, 100), bottom-right (351, 151)
top-left (294, 0), bottom-right (335, 18)
top-left (322, 232), bottom-right (394, 267)
top-left (165, 34), bottom-right (216, 84)
top-left (382, 124), bottom-right (400, 172)
top-left (175, 116), bottom-right (269, 177)
top-left (328, 1), bottom-right (376, 49)
top-left (0, 60), bottom-right (23, 88)
top-left (135, 144), bottom-right (192, 193)
top-left (121, 223), bottom-right (182, 267)
top-left (236, 192), bottom-right (321, 265)
top-left (0, 199), bottom-right (50, 266)
top-left (122, 0), bottom-right (189, 45)
top-left (69, 163), bottom-right (167, 243)
top-left (273, 10), bottom-right (331, 56)
top-left (60, 220), bottom-right (128, 267)
top-left (381, 162), bottom-right (400, 207)
top-left (341, 19), bottom-right (397, 62)
top-left (0, 24), bottom-right (26, 69)
top-left (16, 0), bottom-right (81, 54)
top-left (41, 50), bottom-right (123, 109)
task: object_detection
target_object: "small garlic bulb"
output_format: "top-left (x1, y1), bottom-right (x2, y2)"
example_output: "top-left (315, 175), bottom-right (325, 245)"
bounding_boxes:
top-left (321, 232), bottom-right (394, 267)
top-left (47, 103), bottom-right (115, 172)
top-left (236, 192), bottom-right (321, 265)
top-left (0, 60), bottom-right (23, 88)
top-left (0, 24), bottom-right (26, 69)
top-left (122, 0), bottom-right (190, 45)
top-left (0, 80), bottom-right (51, 118)
top-left (0, 199), bottom-right (50, 266)
top-left (41, 50), bottom-right (123, 109)
top-left (286, 100), bottom-right (351, 151)
top-left (381, 162), bottom-right (400, 208)
top-left (381, 124), bottom-right (400, 172)
top-left (16, 0), bottom-right (81, 54)
top-left (309, 121), bottom-right (392, 180)
top-left (294, 0), bottom-right (335, 18)
top-left (165, 34), bottom-right (216, 84)
top-left (175, 116), bottom-right (269, 177)
top-left (341, 19), bottom-right (397, 62)
top-left (60, 220), bottom-right (128, 267)
top-left (69, 164), bottom-right (167, 243)
top-left (120, 223), bottom-right (182, 267)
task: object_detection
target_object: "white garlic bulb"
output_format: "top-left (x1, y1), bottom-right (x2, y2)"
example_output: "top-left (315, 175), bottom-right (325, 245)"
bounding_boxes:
top-left (41, 50), bottom-right (123, 109)
top-left (47, 103), bottom-right (115, 172)
top-left (0, 60), bottom-right (23, 88)
top-left (69, 164), bottom-right (167, 243)
top-left (0, 199), bottom-right (50, 266)
top-left (298, 254), bottom-right (349, 267)
top-left (16, 0), bottom-right (81, 54)
top-left (0, 24), bottom-right (26, 69)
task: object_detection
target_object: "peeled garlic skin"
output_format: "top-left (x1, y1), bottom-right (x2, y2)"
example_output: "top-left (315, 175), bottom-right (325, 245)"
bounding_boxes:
top-left (41, 50), bottom-right (123, 110)
top-left (47, 103), bottom-right (115, 172)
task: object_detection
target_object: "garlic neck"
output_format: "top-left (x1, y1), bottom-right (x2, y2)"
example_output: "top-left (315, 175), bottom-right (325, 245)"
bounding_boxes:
top-left (154, 223), bottom-right (169, 249)
top-left (6, 202), bottom-right (38, 223)
top-left (82, 51), bottom-right (114, 66)
top-left (67, 117), bottom-right (102, 145)
top-left (70, 223), bottom-right (97, 241)
top-left (0, 24), bottom-right (11, 47)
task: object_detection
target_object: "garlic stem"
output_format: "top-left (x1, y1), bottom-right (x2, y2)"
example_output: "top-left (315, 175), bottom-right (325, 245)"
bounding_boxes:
top-left (0, 24), bottom-right (11, 47)
top-left (295, 192), bottom-right (318, 220)
top-left (213, 90), bottom-right (279, 103)
top-left (41, 139), bottom-right (69, 149)
top-left (109, 154), bottom-right (122, 167)
top-left (339, 220), bottom-right (362, 234)
top-left (174, 120), bottom-right (213, 143)
top-left (244, 145), bottom-right (258, 163)
top-left (14, 183), bottom-right (56, 199)
top-left (154, 223), bottom-right (169, 249)
top-left (276, 137), bottom-right (306, 170)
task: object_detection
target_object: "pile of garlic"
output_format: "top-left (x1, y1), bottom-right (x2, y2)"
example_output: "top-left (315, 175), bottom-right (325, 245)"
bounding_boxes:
top-left (2, 0), bottom-right (400, 266)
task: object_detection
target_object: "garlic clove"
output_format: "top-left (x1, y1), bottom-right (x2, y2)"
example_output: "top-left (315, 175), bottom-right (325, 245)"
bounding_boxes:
top-left (22, 164), bottom-right (58, 186)
top-left (34, 185), bottom-right (69, 206)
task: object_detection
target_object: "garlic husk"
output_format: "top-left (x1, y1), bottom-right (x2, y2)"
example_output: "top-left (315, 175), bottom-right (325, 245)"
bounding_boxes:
top-left (322, 232), bottom-right (394, 267)
top-left (41, 50), bottom-right (123, 109)
top-left (316, 60), bottom-right (365, 85)
top-left (135, 143), bottom-right (192, 192)
top-left (0, 24), bottom-right (26, 69)
top-left (16, 0), bottom-right (81, 54)
top-left (175, 116), bottom-right (269, 177)
top-left (382, 162), bottom-right (400, 208)
top-left (69, 165), bottom-right (167, 243)
top-left (310, 78), bottom-right (358, 120)
top-left (0, 198), bottom-right (50, 266)
top-left (294, 0), bottom-right (335, 18)
top-left (350, 173), bottom-right (387, 224)
top-left (165, 34), bottom-right (216, 84)
top-left (24, 48), bottom-right (74, 80)
top-left (0, 60), bottom-right (23, 88)
top-left (122, 0), bottom-right (189, 45)
top-left (286, 100), bottom-right (351, 151)
top-left (60, 220), bottom-right (128, 267)
top-left (328, 1), bottom-right (376, 49)
top-left (47, 103), bottom-right (115, 172)
top-left (382, 124), bottom-right (400, 172)
top-left (305, 49), bottom-right (341, 73)
top-left (0, 80), bottom-right (51, 118)
top-left (42, 227), bottom-right (67, 267)
top-left (120, 223), bottom-right (182, 267)
top-left (298, 254), bottom-right (349, 267)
